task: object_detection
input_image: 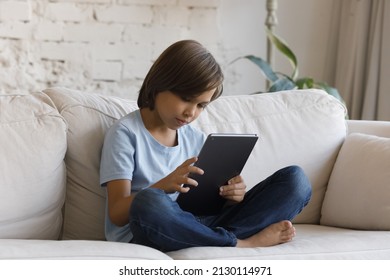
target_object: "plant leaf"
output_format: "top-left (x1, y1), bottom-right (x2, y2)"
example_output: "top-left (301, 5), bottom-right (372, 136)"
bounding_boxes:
top-left (235, 55), bottom-right (279, 82)
top-left (269, 77), bottom-right (296, 92)
top-left (266, 28), bottom-right (299, 80)
top-left (296, 77), bottom-right (314, 89)
top-left (315, 82), bottom-right (345, 104)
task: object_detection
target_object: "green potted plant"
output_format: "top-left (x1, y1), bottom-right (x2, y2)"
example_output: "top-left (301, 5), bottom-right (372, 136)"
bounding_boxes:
top-left (232, 28), bottom-right (345, 104)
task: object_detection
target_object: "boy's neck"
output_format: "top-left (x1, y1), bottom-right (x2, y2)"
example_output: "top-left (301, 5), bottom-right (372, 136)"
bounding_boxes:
top-left (140, 108), bottom-right (178, 147)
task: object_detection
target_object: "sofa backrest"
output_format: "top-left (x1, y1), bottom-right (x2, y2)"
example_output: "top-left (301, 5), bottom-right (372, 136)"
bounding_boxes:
top-left (45, 87), bottom-right (347, 241)
top-left (0, 92), bottom-right (67, 240)
top-left (44, 87), bottom-right (138, 240)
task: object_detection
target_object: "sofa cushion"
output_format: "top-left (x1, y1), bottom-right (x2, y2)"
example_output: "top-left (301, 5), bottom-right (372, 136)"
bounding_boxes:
top-left (0, 240), bottom-right (171, 259)
top-left (167, 224), bottom-right (390, 260)
top-left (0, 92), bottom-right (67, 239)
top-left (43, 87), bottom-right (138, 240)
top-left (192, 89), bottom-right (347, 224)
top-left (321, 133), bottom-right (390, 229)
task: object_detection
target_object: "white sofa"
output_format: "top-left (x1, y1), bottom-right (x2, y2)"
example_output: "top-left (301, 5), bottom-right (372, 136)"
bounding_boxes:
top-left (1, 87), bottom-right (390, 260)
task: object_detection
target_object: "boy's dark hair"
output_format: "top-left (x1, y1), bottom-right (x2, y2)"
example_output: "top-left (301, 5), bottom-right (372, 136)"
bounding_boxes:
top-left (138, 40), bottom-right (224, 109)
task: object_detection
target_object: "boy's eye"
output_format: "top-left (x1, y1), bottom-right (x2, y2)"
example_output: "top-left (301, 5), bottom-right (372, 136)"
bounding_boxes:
top-left (198, 103), bottom-right (208, 109)
top-left (180, 96), bottom-right (208, 109)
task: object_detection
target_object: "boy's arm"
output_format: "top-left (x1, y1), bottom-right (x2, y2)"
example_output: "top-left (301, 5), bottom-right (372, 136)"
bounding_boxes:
top-left (107, 179), bottom-right (135, 227)
top-left (107, 157), bottom-right (205, 227)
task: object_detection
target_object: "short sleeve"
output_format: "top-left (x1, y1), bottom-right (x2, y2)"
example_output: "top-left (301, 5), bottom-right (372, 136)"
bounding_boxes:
top-left (100, 121), bottom-right (135, 186)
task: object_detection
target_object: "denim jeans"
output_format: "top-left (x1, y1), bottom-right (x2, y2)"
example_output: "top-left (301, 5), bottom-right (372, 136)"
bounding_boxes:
top-left (129, 165), bottom-right (312, 252)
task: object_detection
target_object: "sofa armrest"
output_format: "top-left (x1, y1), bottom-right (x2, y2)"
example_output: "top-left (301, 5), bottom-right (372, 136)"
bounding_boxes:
top-left (347, 120), bottom-right (390, 138)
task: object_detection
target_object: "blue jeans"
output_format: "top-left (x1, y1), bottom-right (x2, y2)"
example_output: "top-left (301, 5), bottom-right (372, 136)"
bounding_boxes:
top-left (129, 165), bottom-right (312, 252)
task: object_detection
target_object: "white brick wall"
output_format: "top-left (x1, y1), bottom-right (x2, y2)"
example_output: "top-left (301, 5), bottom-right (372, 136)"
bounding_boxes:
top-left (0, 0), bottom-right (225, 98)
top-left (44, 2), bottom-right (93, 22)
top-left (0, 1), bottom-right (32, 21)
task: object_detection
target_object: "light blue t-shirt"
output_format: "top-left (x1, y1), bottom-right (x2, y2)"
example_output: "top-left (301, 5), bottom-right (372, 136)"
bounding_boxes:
top-left (100, 109), bottom-right (206, 242)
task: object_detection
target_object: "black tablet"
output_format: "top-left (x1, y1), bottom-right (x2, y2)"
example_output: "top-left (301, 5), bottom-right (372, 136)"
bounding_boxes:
top-left (176, 133), bottom-right (258, 216)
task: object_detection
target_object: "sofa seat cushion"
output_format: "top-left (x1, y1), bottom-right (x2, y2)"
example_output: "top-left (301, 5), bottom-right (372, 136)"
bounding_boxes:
top-left (0, 240), bottom-right (171, 260)
top-left (0, 92), bottom-right (67, 240)
top-left (321, 133), bottom-right (390, 229)
top-left (167, 224), bottom-right (390, 260)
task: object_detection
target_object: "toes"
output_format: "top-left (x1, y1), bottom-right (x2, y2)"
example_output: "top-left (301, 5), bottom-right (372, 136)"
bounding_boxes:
top-left (279, 223), bottom-right (296, 243)
top-left (277, 220), bottom-right (293, 232)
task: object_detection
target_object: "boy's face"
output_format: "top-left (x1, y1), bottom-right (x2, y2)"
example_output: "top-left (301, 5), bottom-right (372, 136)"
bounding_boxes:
top-left (154, 89), bottom-right (215, 130)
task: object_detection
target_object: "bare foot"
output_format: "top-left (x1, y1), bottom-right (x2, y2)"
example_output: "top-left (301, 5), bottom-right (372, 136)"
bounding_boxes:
top-left (236, 220), bottom-right (295, 248)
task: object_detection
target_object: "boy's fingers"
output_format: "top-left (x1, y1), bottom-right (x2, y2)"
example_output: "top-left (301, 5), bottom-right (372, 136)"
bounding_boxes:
top-left (228, 175), bottom-right (244, 185)
top-left (184, 177), bottom-right (198, 187)
top-left (188, 165), bottom-right (204, 175)
top-left (182, 157), bottom-right (198, 166)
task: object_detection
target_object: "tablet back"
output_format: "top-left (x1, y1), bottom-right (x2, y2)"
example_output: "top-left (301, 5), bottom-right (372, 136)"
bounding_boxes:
top-left (177, 133), bottom-right (258, 215)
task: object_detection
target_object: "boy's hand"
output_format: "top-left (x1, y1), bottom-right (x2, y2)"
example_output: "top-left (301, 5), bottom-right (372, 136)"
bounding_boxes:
top-left (219, 175), bottom-right (246, 203)
top-left (154, 157), bottom-right (204, 193)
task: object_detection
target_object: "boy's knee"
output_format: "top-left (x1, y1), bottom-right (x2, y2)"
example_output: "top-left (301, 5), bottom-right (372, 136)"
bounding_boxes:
top-left (130, 188), bottom-right (165, 219)
top-left (131, 187), bottom-right (181, 221)
top-left (284, 165), bottom-right (312, 201)
top-left (284, 165), bottom-right (308, 183)
top-left (283, 165), bottom-right (304, 177)
top-left (134, 187), bottom-right (163, 203)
